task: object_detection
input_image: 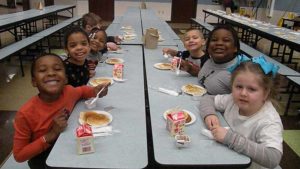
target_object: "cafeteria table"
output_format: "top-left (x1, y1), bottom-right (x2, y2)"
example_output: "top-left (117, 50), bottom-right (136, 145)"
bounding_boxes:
top-left (144, 45), bottom-right (251, 168)
top-left (46, 45), bottom-right (148, 169)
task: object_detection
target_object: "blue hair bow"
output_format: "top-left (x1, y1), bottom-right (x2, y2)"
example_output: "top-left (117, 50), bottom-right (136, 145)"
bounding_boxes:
top-left (227, 54), bottom-right (250, 73)
top-left (228, 55), bottom-right (279, 77)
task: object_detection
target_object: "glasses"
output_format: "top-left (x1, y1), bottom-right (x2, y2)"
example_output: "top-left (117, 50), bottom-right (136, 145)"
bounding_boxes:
top-left (199, 70), bottom-right (215, 88)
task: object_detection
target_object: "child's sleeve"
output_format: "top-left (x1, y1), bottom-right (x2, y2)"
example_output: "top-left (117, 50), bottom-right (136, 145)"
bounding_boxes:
top-left (198, 95), bottom-right (216, 119)
top-left (74, 85), bottom-right (96, 99)
top-left (13, 112), bottom-right (50, 162)
top-left (214, 94), bottom-right (232, 112)
top-left (223, 130), bottom-right (282, 168)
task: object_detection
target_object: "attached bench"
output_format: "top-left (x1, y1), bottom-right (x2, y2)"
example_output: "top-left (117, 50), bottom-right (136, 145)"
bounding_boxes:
top-left (32, 15), bottom-right (82, 52)
top-left (284, 76), bottom-right (300, 115)
top-left (190, 18), bottom-right (213, 38)
top-left (0, 152), bottom-right (29, 169)
top-left (0, 16), bottom-right (82, 76)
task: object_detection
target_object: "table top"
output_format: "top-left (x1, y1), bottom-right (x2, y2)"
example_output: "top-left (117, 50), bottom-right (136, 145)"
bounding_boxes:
top-left (107, 7), bottom-right (143, 45)
top-left (144, 46), bottom-right (251, 167)
top-left (287, 76), bottom-right (300, 85)
top-left (141, 8), bottom-right (180, 45)
top-left (0, 4), bottom-right (76, 30)
top-left (46, 45), bottom-right (148, 169)
top-left (106, 7), bottom-right (181, 46)
top-left (203, 9), bottom-right (300, 49)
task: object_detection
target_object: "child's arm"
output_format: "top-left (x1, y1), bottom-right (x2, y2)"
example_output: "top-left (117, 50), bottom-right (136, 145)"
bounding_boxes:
top-left (93, 82), bottom-right (110, 98)
top-left (180, 60), bottom-right (200, 77)
top-left (13, 111), bottom-right (68, 162)
top-left (44, 111), bottom-right (68, 144)
top-left (162, 48), bottom-right (178, 56)
top-left (106, 42), bottom-right (118, 51)
top-left (222, 130), bottom-right (282, 168)
top-left (89, 69), bottom-right (96, 78)
top-left (198, 95), bottom-right (220, 130)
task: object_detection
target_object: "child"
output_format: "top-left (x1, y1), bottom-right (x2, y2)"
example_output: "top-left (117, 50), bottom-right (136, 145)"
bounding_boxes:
top-left (63, 26), bottom-right (94, 87)
top-left (197, 24), bottom-right (240, 95)
top-left (162, 28), bottom-right (208, 76)
top-left (87, 27), bottom-right (108, 69)
top-left (13, 53), bottom-right (109, 169)
top-left (199, 55), bottom-right (282, 169)
top-left (82, 12), bottom-right (120, 51)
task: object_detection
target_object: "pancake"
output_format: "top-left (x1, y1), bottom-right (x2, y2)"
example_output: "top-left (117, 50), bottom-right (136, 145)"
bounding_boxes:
top-left (82, 111), bottom-right (110, 126)
top-left (182, 84), bottom-right (206, 96)
top-left (106, 58), bottom-right (124, 64)
top-left (154, 63), bottom-right (172, 70)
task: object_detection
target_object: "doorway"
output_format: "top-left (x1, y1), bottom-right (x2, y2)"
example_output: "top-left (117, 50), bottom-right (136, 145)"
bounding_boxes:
top-left (88, 0), bottom-right (114, 21)
top-left (171, 0), bottom-right (197, 23)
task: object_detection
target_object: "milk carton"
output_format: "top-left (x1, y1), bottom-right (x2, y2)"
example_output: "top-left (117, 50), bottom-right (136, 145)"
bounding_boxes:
top-left (113, 64), bottom-right (124, 79)
top-left (171, 57), bottom-right (180, 71)
top-left (76, 124), bottom-right (95, 154)
top-left (166, 111), bottom-right (185, 136)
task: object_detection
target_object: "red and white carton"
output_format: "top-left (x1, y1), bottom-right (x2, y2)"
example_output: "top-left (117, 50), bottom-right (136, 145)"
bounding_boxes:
top-left (113, 64), bottom-right (124, 79)
top-left (166, 111), bottom-right (185, 136)
top-left (76, 124), bottom-right (95, 155)
top-left (171, 57), bottom-right (180, 71)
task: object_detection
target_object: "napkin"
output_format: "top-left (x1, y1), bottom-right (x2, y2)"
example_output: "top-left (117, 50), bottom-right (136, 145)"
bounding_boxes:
top-left (158, 87), bottom-right (179, 96)
top-left (201, 127), bottom-right (230, 139)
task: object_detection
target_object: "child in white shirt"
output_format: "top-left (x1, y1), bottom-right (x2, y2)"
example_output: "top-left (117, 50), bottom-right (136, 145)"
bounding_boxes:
top-left (199, 55), bottom-right (283, 169)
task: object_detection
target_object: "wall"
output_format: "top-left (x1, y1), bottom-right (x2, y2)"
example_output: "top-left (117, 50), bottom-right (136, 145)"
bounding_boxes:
top-left (0, 0), bottom-right (8, 6)
top-left (52, 0), bottom-right (299, 26)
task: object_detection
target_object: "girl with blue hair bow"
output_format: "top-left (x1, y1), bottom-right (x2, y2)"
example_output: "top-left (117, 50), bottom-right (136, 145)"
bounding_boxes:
top-left (198, 57), bottom-right (283, 169)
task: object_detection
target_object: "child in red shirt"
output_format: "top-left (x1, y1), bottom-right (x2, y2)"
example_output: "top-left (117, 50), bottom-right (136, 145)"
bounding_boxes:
top-left (13, 53), bottom-right (109, 169)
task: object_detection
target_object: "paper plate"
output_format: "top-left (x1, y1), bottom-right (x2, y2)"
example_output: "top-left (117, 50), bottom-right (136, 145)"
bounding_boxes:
top-left (163, 109), bottom-right (196, 126)
top-left (113, 77), bottom-right (127, 82)
top-left (153, 63), bottom-right (172, 70)
top-left (181, 84), bottom-right (207, 96)
top-left (105, 58), bottom-right (124, 65)
top-left (89, 77), bottom-right (114, 87)
top-left (79, 110), bottom-right (113, 127)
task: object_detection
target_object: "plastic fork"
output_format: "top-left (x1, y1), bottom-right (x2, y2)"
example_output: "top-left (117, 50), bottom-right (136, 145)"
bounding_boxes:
top-left (89, 87), bottom-right (105, 106)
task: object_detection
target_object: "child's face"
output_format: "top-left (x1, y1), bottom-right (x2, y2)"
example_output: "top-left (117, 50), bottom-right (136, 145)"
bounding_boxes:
top-left (32, 55), bottom-right (66, 100)
top-left (183, 30), bottom-right (205, 52)
top-left (208, 29), bottom-right (237, 63)
top-left (90, 31), bottom-right (106, 52)
top-left (66, 32), bottom-right (90, 64)
top-left (232, 71), bottom-right (268, 116)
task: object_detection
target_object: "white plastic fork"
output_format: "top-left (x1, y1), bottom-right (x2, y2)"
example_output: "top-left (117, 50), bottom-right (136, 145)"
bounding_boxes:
top-left (176, 58), bottom-right (182, 75)
top-left (89, 87), bottom-right (105, 106)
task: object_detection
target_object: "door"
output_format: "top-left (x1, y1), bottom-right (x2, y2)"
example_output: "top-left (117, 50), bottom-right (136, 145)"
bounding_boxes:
top-left (44, 0), bottom-right (54, 6)
top-left (171, 0), bottom-right (197, 23)
top-left (22, 0), bottom-right (29, 10)
top-left (88, 0), bottom-right (114, 21)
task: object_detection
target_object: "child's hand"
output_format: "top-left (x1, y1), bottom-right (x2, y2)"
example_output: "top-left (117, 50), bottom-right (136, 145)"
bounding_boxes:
top-left (45, 111), bottom-right (68, 143)
top-left (94, 82), bottom-right (110, 98)
top-left (89, 69), bottom-right (96, 78)
top-left (107, 42), bottom-right (118, 51)
top-left (204, 115), bottom-right (220, 130)
top-left (211, 126), bottom-right (228, 143)
top-left (114, 36), bottom-right (122, 44)
top-left (179, 60), bottom-right (192, 72)
top-left (162, 48), bottom-right (177, 56)
top-left (87, 61), bottom-right (97, 71)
